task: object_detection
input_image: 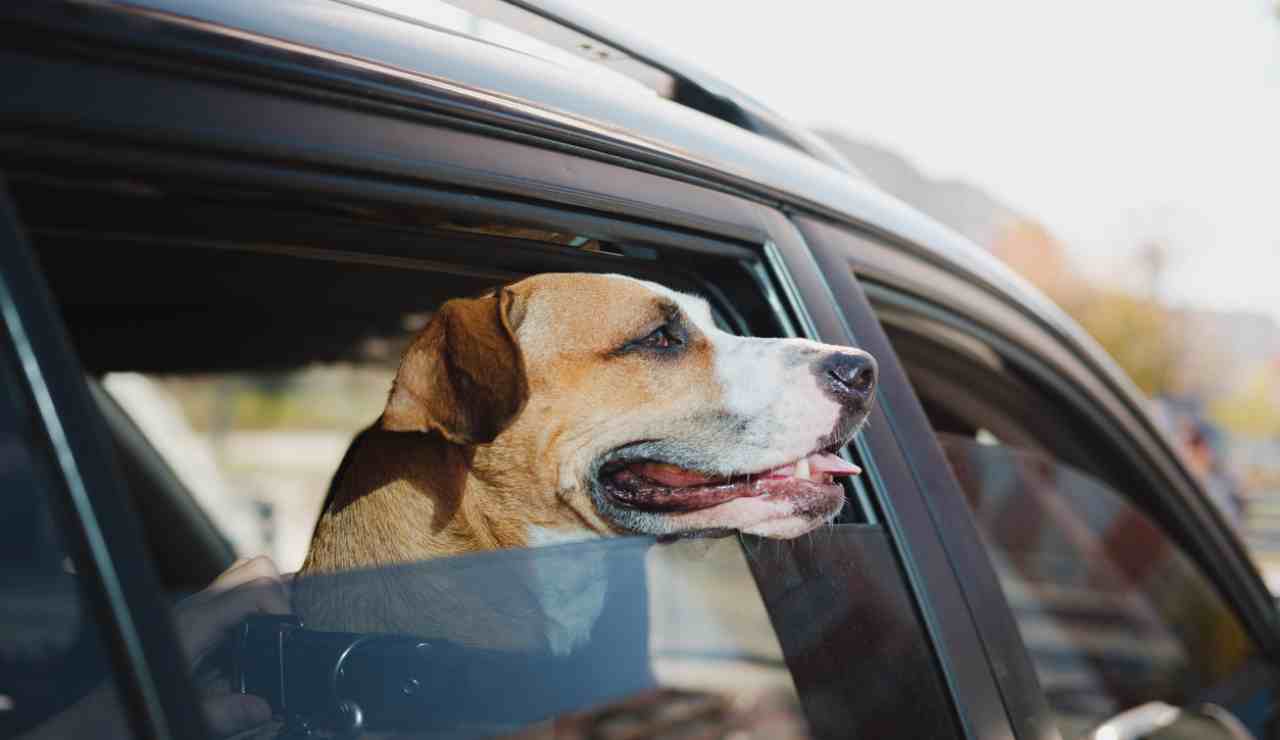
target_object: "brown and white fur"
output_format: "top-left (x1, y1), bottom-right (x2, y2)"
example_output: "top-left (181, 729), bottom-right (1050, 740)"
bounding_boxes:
top-left (294, 273), bottom-right (876, 652)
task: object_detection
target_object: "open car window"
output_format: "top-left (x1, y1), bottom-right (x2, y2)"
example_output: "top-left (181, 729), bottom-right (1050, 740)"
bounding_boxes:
top-left (5, 168), bottom-right (965, 737)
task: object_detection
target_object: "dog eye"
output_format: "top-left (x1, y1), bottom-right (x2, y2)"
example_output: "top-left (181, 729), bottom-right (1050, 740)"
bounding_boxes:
top-left (633, 320), bottom-right (689, 353)
top-left (639, 325), bottom-right (678, 349)
top-left (609, 320), bottom-right (686, 358)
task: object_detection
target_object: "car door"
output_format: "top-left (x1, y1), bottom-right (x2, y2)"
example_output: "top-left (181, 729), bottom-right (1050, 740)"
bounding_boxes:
top-left (797, 214), bottom-right (1280, 739)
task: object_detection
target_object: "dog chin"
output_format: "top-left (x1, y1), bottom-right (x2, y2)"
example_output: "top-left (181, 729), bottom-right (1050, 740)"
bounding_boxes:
top-left (667, 487), bottom-right (845, 539)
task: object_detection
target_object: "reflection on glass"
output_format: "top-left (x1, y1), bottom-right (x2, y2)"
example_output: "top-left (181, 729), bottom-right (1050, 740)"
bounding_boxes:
top-left (204, 537), bottom-right (813, 738)
top-left (940, 435), bottom-right (1258, 738)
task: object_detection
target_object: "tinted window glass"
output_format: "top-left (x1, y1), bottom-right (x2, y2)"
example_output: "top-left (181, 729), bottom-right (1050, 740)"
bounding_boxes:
top-left (940, 435), bottom-right (1270, 738)
top-left (0, 337), bottom-right (138, 739)
top-left (272, 537), bottom-right (812, 737)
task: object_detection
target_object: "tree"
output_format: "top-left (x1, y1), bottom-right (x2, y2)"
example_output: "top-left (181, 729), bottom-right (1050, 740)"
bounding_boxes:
top-left (1210, 363), bottom-right (1280, 438)
top-left (989, 219), bottom-right (1080, 306)
top-left (1071, 289), bottom-right (1184, 397)
top-left (990, 219), bottom-right (1188, 397)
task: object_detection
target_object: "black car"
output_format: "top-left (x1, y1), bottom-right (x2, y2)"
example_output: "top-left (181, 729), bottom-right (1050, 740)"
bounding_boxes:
top-left (2, 1), bottom-right (1277, 738)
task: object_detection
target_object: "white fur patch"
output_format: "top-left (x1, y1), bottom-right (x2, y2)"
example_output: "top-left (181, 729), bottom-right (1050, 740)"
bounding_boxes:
top-left (625, 277), bottom-right (846, 463)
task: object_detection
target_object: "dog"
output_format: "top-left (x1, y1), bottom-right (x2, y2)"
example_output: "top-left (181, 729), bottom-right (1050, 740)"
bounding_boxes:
top-left (293, 272), bottom-right (876, 653)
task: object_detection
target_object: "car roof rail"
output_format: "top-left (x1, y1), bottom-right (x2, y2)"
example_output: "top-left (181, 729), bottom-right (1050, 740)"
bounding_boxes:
top-left (340, 0), bottom-right (858, 175)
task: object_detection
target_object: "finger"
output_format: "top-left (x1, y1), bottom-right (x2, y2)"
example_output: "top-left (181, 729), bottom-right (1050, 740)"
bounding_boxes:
top-left (209, 555), bottom-right (282, 592)
top-left (180, 556), bottom-right (283, 613)
top-left (202, 693), bottom-right (272, 737)
top-left (179, 576), bottom-right (291, 664)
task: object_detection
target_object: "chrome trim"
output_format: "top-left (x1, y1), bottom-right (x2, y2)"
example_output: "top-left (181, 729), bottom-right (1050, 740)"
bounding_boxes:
top-left (108, 1), bottom-right (707, 166)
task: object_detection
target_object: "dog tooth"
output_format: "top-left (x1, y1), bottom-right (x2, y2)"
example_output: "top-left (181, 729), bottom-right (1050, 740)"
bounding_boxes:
top-left (795, 457), bottom-right (812, 480)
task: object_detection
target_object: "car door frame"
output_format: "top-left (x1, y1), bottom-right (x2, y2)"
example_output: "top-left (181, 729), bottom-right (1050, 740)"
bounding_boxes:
top-left (774, 214), bottom-right (1045, 740)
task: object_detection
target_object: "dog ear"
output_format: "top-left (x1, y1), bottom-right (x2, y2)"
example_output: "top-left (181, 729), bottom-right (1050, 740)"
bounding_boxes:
top-left (381, 288), bottom-right (528, 444)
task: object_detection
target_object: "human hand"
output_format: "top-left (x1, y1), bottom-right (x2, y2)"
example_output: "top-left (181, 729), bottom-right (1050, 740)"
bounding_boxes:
top-left (172, 555), bottom-right (291, 737)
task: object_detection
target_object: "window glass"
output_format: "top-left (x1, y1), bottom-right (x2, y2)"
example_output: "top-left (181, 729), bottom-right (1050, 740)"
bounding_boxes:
top-left (939, 434), bottom-right (1268, 738)
top-left (0, 335), bottom-right (139, 739)
top-left (272, 536), bottom-right (809, 737)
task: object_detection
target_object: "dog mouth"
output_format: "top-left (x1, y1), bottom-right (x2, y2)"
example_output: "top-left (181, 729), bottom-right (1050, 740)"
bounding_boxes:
top-left (598, 446), bottom-right (862, 514)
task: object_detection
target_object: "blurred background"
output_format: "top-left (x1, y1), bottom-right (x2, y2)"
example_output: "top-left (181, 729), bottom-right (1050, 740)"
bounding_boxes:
top-left (102, 1), bottom-right (1280, 590)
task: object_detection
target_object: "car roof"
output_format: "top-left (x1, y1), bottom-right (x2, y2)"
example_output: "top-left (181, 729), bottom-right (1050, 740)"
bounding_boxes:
top-left (102, 0), bottom-right (1137, 402)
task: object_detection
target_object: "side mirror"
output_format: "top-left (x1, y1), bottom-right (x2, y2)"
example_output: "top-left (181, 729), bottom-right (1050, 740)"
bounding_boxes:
top-left (1088, 701), bottom-right (1254, 740)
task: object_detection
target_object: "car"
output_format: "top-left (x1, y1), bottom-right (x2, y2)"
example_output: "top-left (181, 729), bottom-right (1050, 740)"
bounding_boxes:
top-left (1, 1), bottom-right (1277, 738)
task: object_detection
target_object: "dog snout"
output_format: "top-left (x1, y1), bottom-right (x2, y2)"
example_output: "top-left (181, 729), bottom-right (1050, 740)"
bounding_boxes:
top-left (817, 351), bottom-right (877, 409)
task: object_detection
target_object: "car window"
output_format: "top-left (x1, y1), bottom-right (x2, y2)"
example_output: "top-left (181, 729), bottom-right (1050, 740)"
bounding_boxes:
top-left (939, 434), bottom-right (1267, 738)
top-left (11, 171), bottom-right (895, 737)
top-left (0, 328), bottom-right (139, 739)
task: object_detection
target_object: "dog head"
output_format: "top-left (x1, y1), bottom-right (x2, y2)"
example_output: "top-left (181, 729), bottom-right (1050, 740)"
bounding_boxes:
top-left (382, 273), bottom-right (877, 542)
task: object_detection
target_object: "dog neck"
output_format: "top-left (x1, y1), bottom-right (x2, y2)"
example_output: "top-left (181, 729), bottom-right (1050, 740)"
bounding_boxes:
top-left (302, 427), bottom-right (527, 574)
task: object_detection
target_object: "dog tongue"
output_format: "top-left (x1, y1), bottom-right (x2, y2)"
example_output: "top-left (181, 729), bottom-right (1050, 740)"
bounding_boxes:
top-left (808, 452), bottom-right (862, 477)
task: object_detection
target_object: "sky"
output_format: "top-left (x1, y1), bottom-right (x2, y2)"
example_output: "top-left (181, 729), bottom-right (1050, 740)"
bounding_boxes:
top-left (559, 0), bottom-right (1280, 321)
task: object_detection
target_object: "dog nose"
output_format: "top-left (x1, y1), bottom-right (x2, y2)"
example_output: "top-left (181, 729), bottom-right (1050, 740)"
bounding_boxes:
top-left (819, 351), bottom-right (877, 408)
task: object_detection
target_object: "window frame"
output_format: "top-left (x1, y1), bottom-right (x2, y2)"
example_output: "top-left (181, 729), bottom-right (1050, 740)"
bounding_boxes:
top-left (784, 214), bottom-right (1039, 740)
